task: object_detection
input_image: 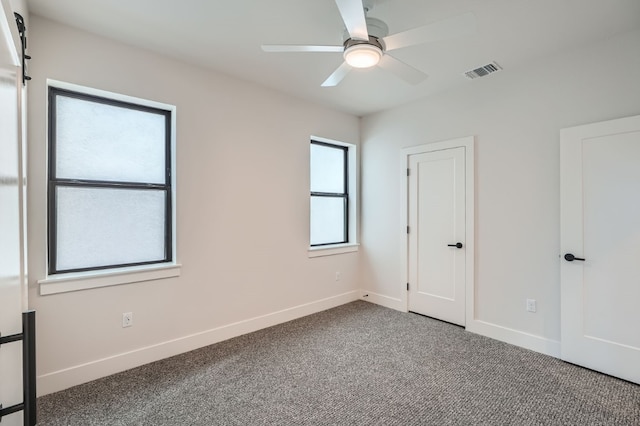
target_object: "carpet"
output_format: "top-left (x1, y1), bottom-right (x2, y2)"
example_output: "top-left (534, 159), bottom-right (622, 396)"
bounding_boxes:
top-left (37, 301), bottom-right (640, 425)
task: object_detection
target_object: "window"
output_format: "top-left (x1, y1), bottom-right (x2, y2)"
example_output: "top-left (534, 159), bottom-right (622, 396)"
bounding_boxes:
top-left (47, 85), bottom-right (175, 275)
top-left (309, 139), bottom-right (356, 250)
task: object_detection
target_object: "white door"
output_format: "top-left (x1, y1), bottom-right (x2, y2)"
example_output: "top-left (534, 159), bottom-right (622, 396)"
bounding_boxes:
top-left (560, 115), bottom-right (640, 384)
top-left (407, 145), bottom-right (466, 326)
top-left (0, 2), bottom-right (25, 425)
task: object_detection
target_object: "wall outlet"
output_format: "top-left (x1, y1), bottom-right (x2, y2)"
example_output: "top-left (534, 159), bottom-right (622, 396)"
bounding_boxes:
top-left (122, 312), bottom-right (133, 328)
top-left (526, 299), bottom-right (537, 313)
top-left (335, 271), bottom-right (341, 281)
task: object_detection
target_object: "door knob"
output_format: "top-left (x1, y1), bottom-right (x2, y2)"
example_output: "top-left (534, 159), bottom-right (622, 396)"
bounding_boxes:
top-left (564, 253), bottom-right (585, 262)
top-left (448, 242), bottom-right (463, 249)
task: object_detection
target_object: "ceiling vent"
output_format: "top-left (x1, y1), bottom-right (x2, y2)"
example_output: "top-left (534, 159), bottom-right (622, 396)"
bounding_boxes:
top-left (464, 62), bottom-right (502, 79)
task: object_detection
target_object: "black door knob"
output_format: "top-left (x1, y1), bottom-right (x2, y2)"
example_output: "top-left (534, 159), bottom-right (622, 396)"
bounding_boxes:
top-left (448, 242), bottom-right (463, 249)
top-left (564, 253), bottom-right (585, 262)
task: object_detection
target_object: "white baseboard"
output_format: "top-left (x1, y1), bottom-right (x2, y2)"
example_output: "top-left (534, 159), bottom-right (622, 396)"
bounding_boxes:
top-left (466, 319), bottom-right (561, 358)
top-left (38, 291), bottom-right (561, 396)
top-left (38, 290), bottom-right (359, 396)
top-left (360, 290), bottom-right (404, 312)
top-left (360, 290), bottom-right (560, 358)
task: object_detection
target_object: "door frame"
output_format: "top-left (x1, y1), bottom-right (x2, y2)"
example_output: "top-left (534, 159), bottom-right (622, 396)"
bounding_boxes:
top-left (400, 136), bottom-right (475, 324)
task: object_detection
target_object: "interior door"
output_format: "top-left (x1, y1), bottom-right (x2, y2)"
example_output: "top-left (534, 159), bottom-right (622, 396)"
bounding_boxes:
top-left (0, 2), bottom-right (24, 424)
top-left (408, 146), bottom-right (466, 326)
top-left (560, 114), bottom-right (640, 384)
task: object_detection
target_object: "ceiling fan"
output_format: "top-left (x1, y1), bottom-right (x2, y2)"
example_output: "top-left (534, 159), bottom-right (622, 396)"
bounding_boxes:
top-left (261, 0), bottom-right (476, 87)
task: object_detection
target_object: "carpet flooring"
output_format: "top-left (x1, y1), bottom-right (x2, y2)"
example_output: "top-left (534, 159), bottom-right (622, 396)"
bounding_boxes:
top-left (38, 301), bottom-right (640, 425)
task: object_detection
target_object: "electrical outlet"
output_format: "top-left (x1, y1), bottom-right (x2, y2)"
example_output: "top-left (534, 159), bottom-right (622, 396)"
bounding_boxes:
top-left (122, 312), bottom-right (133, 328)
top-left (335, 271), bottom-right (341, 281)
top-left (526, 299), bottom-right (537, 313)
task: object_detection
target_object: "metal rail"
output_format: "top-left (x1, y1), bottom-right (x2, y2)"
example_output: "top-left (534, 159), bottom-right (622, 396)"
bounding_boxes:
top-left (0, 311), bottom-right (36, 425)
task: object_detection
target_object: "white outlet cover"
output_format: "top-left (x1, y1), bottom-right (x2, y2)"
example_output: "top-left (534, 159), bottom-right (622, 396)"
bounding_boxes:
top-left (122, 312), bottom-right (133, 327)
top-left (526, 299), bottom-right (537, 313)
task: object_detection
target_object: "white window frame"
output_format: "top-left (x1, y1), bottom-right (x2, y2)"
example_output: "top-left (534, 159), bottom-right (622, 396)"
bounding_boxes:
top-left (308, 136), bottom-right (358, 258)
top-left (38, 80), bottom-right (180, 295)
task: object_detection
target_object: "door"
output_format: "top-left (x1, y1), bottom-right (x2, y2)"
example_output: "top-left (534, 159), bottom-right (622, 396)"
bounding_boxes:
top-left (0, 1), bottom-right (25, 425)
top-left (407, 145), bottom-right (466, 326)
top-left (560, 115), bottom-right (640, 384)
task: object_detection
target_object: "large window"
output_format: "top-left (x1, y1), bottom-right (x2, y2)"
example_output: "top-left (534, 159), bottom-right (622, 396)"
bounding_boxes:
top-left (310, 140), bottom-right (350, 246)
top-left (47, 85), bottom-right (174, 275)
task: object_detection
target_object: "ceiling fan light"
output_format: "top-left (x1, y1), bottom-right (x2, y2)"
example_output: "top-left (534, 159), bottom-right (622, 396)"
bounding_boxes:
top-left (343, 44), bottom-right (382, 68)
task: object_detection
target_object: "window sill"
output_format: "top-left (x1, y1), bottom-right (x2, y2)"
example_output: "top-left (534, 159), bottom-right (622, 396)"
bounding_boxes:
top-left (38, 263), bottom-right (182, 295)
top-left (308, 243), bottom-right (359, 258)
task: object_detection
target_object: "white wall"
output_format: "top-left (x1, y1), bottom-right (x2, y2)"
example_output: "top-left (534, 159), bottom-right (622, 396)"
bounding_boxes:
top-left (8, 0), bottom-right (26, 18)
top-left (27, 13), bottom-right (640, 396)
top-left (27, 16), bottom-right (361, 395)
top-left (360, 29), bottom-right (640, 354)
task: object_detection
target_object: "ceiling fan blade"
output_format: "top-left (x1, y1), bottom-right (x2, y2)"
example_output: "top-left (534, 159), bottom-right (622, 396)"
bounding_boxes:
top-left (335, 0), bottom-right (369, 41)
top-left (378, 54), bottom-right (427, 85)
top-left (382, 12), bottom-right (476, 52)
top-left (261, 45), bottom-right (343, 53)
top-left (321, 62), bottom-right (352, 87)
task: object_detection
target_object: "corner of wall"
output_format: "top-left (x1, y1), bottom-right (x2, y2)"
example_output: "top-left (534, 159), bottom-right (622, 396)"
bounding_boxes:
top-left (359, 290), bottom-right (404, 312)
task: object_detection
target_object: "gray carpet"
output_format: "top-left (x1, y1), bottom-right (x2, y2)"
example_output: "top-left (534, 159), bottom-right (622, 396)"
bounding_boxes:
top-left (38, 301), bottom-right (640, 425)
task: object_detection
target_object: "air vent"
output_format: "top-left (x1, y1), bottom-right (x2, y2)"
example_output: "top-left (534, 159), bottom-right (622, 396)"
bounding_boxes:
top-left (464, 62), bottom-right (502, 79)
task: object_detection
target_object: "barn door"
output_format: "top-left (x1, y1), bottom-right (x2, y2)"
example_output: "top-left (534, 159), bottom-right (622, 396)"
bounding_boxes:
top-left (0, 2), bottom-right (29, 424)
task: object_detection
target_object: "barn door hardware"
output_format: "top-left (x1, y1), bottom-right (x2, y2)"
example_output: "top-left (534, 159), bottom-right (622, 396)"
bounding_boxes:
top-left (14, 13), bottom-right (31, 85)
top-left (0, 311), bottom-right (36, 425)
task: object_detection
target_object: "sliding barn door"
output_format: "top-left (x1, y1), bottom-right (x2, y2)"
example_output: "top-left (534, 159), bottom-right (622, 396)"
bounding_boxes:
top-left (0, 2), bottom-right (26, 424)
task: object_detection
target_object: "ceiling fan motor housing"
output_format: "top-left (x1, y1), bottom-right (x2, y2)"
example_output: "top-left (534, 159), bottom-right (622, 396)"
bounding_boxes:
top-left (343, 35), bottom-right (384, 51)
top-left (343, 17), bottom-right (389, 50)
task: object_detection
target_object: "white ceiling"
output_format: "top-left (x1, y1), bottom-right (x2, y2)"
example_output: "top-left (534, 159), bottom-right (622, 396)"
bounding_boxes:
top-left (26, 0), bottom-right (640, 116)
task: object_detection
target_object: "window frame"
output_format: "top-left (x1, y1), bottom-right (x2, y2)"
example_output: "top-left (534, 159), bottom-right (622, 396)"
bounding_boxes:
top-left (47, 87), bottom-right (173, 275)
top-left (39, 80), bottom-right (179, 294)
top-left (308, 136), bottom-right (358, 256)
top-left (310, 140), bottom-right (349, 247)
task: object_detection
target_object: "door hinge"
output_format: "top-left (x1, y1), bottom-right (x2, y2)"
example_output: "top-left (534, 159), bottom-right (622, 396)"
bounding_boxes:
top-left (406, 226), bottom-right (410, 234)
top-left (407, 283), bottom-right (409, 291)
top-left (407, 168), bottom-right (410, 176)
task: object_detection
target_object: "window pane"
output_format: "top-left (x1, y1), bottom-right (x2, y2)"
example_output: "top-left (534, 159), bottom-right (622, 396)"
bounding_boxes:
top-left (310, 143), bottom-right (345, 193)
top-left (310, 196), bottom-right (346, 245)
top-left (55, 94), bottom-right (166, 183)
top-left (55, 186), bottom-right (167, 271)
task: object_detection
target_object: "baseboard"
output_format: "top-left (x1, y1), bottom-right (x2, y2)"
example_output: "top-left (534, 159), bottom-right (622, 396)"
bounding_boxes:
top-left (360, 290), bottom-right (404, 312)
top-left (38, 290), bottom-right (359, 396)
top-left (361, 292), bottom-right (560, 358)
top-left (466, 319), bottom-right (561, 358)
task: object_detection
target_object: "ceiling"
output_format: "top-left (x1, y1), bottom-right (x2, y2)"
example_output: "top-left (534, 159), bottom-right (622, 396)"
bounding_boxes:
top-left (26, 0), bottom-right (640, 116)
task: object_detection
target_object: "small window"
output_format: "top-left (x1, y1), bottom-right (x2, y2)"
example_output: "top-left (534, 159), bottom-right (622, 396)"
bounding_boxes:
top-left (47, 86), bottom-right (174, 275)
top-left (310, 140), bottom-right (349, 246)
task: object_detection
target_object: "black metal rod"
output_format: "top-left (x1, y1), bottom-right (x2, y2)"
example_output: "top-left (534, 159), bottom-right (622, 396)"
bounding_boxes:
top-left (0, 402), bottom-right (25, 418)
top-left (23, 310), bottom-right (37, 426)
top-left (0, 333), bottom-right (22, 345)
top-left (0, 312), bottom-right (36, 425)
